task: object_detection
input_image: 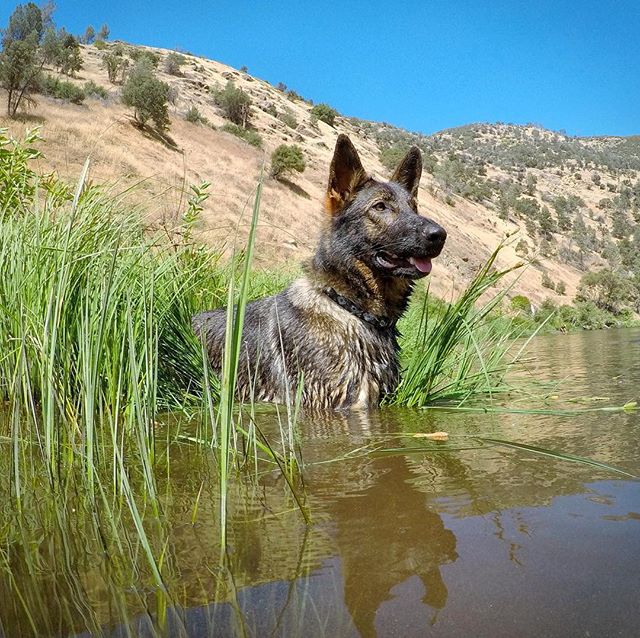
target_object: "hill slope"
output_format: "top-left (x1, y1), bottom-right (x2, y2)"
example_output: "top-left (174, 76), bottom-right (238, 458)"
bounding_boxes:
top-left (2, 40), bottom-right (639, 309)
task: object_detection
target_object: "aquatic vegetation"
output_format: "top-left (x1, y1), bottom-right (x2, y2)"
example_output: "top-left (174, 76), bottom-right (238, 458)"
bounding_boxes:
top-left (392, 243), bottom-right (526, 406)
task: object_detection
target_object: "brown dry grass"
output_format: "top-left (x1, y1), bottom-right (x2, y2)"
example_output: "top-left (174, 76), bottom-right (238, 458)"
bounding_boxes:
top-left (3, 41), bottom-right (627, 306)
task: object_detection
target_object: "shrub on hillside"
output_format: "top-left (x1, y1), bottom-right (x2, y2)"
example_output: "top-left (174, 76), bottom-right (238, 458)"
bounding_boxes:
top-left (510, 295), bottom-right (532, 314)
top-left (278, 109), bottom-right (297, 129)
top-left (102, 44), bottom-right (128, 83)
top-left (270, 144), bottom-right (305, 180)
top-left (513, 196), bottom-right (540, 218)
top-left (55, 32), bottom-right (83, 76)
top-left (221, 123), bottom-right (262, 148)
top-left (575, 269), bottom-right (635, 315)
top-left (41, 74), bottom-right (85, 104)
top-left (185, 105), bottom-right (208, 125)
top-left (380, 145), bottom-right (410, 171)
top-left (310, 103), bottom-right (338, 126)
top-left (541, 271), bottom-right (555, 290)
top-left (121, 61), bottom-right (170, 130)
top-left (83, 80), bottom-right (108, 99)
top-left (213, 80), bottom-right (252, 127)
top-left (129, 49), bottom-right (159, 68)
top-left (164, 51), bottom-right (186, 76)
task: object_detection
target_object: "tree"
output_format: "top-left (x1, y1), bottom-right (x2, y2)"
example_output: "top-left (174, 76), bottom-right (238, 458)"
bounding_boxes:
top-left (497, 190), bottom-right (509, 221)
top-left (541, 271), bottom-right (555, 290)
top-left (213, 80), bottom-right (251, 127)
top-left (97, 23), bottom-right (110, 41)
top-left (538, 205), bottom-right (557, 240)
top-left (121, 60), bottom-right (170, 130)
top-left (41, 26), bottom-right (61, 65)
top-left (83, 25), bottom-right (95, 44)
top-left (163, 51), bottom-right (186, 76)
top-left (310, 103), bottom-right (338, 126)
top-left (57, 32), bottom-right (82, 76)
top-left (525, 172), bottom-right (537, 196)
top-left (575, 269), bottom-right (634, 315)
top-left (379, 145), bottom-right (410, 171)
top-left (102, 44), bottom-right (128, 83)
top-left (2, 2), bottom-right (43, 46)
top-left (0, 36), bottom-right (42, 116)
top-left (270, 144), bottom-right (305, 179)
top-left (570, 212), bottom-right (592, 269)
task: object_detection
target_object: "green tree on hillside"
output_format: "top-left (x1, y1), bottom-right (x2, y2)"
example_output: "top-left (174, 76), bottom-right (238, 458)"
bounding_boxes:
top-left (164, 51), bottom-right (186, 76)
top-left (121, 60), bottom-right (170, 130)
top-left (83, 25), bottom-right (95, 44)
top-left (380, 145), bottom-right (410, 171)
top-left (538, 205), bottom-right (557, 240)
top-left (56, 32), bottom-right (82, 76)
top-left (213, 80), bottom-right (252, 127)
top-left (97, 24), bottom-right (110, 41)
top-left (525, 172), bottom-right (537, 196)
top-left (310, 103), bottom-right (338, 126)
top-left (102, 43), bottom-right (128, 83)
top-left (2, 2), bottom-right (43, 45)
top-left (0, 3), bottom-right (45, 117)
top-left (575, 269), bottom-right (635, 315)
top-left (270, 144), bottom-right (305, 180)
top-left (41, 26), bottom-right (60, 64)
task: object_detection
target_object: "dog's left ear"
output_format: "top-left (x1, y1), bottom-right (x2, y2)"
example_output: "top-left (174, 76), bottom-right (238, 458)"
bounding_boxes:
top-left (326, 134), bottom-right (369, 215)
top-left (391, 146), bottom-right (423, 198)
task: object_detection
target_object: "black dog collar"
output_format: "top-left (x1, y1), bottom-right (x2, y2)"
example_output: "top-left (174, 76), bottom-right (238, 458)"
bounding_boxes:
top-left (322, 287), bottom-right (395, 331)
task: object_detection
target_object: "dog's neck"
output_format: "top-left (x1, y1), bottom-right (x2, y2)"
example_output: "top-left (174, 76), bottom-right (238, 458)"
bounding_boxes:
top-left (306, 248), bottom-right (414, 324)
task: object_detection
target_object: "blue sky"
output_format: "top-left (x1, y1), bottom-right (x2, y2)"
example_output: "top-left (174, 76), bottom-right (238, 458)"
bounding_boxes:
top-left (2, 1), bottom-right (638, 136)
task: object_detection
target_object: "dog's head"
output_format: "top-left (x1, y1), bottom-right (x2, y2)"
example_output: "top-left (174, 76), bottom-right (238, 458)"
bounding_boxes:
top-left (324, 134), bottom-right (446, 279)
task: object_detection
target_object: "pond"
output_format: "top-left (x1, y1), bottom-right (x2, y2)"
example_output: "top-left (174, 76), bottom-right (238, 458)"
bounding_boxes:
top-left (1, 328), bottom-right (639, 637)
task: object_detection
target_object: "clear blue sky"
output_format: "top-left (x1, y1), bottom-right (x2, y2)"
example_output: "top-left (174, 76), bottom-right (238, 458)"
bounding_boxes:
top-left (2, 1), bottom-right (638, 137)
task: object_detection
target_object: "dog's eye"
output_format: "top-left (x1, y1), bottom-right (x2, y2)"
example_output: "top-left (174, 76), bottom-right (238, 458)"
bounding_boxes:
top-left (373, 201), bottom-right (386, 211)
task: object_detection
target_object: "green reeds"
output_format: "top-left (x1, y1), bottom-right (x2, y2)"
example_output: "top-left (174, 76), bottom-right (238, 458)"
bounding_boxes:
top-left (392, 242), bottom-right (524, 407)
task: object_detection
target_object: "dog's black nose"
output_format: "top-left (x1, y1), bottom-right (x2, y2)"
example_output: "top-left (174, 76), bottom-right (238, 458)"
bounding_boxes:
top-left (424, 224), bottom-right (447, 245)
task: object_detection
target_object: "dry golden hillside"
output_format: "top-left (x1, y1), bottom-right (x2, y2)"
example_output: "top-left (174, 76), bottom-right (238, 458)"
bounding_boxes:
top-left (2, 41), bottom-right (639, 307)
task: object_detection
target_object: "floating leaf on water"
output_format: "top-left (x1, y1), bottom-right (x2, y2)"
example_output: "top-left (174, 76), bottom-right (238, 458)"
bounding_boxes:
top-left (413, 431), bottom-right (449, 441)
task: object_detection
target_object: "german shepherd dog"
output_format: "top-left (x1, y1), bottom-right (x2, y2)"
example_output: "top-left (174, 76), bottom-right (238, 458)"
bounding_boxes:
top-left (192, 135), bottom-right (446, 410)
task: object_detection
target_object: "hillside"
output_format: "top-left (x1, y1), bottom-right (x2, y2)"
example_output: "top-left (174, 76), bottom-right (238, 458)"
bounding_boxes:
top-left (2, 40), bottom-right (640, 310)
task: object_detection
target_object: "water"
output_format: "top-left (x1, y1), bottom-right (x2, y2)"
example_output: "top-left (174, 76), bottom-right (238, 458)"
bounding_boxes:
top-left (2, 328), bottom-right (640, 637)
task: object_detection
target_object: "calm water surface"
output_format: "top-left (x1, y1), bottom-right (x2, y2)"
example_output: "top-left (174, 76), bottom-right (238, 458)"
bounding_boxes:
top-left (4, 328), bottom-right (640, 637)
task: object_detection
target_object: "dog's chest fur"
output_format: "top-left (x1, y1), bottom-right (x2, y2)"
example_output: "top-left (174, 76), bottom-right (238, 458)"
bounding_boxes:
top-left (192, 277), bottom-right (400, 410)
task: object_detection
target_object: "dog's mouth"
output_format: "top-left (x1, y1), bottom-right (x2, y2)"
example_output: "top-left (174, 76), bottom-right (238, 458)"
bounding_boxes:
top-left (374, 251), bottom-right (436, 278)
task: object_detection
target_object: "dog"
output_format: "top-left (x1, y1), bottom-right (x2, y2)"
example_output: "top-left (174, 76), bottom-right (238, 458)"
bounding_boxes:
top-left (192, 134), bottom-right (446, 410)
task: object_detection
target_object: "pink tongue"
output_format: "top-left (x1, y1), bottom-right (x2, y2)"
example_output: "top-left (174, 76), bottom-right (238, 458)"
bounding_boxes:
top-left (413, 257), bottom-right (433, 274)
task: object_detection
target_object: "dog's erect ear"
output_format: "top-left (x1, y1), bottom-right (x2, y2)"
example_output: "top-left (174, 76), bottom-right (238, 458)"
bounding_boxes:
top-left (325, 134), bottom-right (368, 215)
top-left (390, 146), bottom-right (423, 198)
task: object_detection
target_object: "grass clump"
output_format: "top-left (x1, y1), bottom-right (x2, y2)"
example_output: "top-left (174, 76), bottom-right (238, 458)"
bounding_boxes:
top-left (392, 244), bottom-right (525, 406)
top-left (0, 130), bottom-right (225, 435)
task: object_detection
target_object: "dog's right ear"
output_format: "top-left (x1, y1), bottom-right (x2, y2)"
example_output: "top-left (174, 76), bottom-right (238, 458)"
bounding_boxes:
top-left (325, 135), bottom-right (368, 215)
